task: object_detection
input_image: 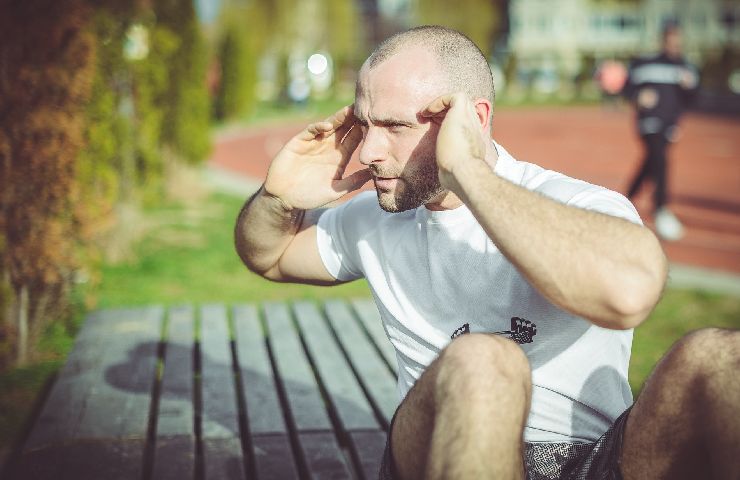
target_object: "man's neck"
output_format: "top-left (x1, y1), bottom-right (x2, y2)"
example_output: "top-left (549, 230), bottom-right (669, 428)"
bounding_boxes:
top-left (424, 140), bottom-right (499, 211)
top-left (424, 190), bottom-right (463, 211)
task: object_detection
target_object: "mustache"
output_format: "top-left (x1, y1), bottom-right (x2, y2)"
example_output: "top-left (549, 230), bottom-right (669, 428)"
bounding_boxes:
top-left (370, 166), bottom-right (400, 178)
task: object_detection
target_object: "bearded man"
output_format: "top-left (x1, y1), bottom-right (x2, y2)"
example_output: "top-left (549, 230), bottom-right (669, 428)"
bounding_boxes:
top-left (236, 26), bottom-right (739, 480)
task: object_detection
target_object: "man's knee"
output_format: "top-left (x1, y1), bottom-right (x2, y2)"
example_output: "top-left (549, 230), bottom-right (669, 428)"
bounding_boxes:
top-left (435, 333), bottom-right (531, 399)
top-left (668, 328), bottom-right (739, 373)
top-left (656, 328), bottom-right (740, 404)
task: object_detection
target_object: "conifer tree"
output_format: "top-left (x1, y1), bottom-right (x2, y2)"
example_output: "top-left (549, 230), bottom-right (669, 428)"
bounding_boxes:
top-left (213, 13), bottom-right (254, 120)
top-left (0, 0), bottom-right (95, 366)
top-left (153, 0), bottom-right (211, 164)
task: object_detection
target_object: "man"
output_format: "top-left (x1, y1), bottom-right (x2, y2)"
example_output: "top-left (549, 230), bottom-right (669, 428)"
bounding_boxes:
top-left (236, 26), bottom-right (738, 480)
top-left (622, 22), bottom-right (699, 241)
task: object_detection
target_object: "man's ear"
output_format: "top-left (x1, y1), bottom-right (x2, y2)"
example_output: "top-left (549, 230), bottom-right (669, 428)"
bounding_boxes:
top-left (473, 99), bottom-right (493, 133)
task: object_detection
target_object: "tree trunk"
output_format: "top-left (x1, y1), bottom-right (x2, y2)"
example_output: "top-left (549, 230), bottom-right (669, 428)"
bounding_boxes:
top-left (16, 284), bottom-right (29, 366)
top-left (31, 287), bottom-right (51, 347)
top-left (2, 270), bottom-right (12, 331)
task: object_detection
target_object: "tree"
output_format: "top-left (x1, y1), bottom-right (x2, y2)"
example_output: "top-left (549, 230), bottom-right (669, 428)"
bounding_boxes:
top-left (325, 0), bottom-right (364, 88)
top-left (0, 0), bottom-right (96, 366)
top-left (153, 0), bottom-right (212, 164)
top-left (213, 7), bottom-right (256, 121)
top-left (414, 0), bottom-right (502, 58)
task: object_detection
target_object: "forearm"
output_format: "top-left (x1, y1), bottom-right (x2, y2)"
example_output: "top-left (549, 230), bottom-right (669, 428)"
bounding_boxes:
top-left (452, 161), bottom-right (667, 329)
top-left (234, 186), bottom-right (305, 277)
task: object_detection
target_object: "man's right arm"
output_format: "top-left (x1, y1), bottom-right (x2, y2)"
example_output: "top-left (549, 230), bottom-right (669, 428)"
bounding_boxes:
top-left (235, 188), bottom-right (337, 285)
top-left (233, 105), bottom-right (370, 285)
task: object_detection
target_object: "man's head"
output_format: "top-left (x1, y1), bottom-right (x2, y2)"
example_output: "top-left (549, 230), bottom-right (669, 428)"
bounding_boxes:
top-left (662, 22), bottom-right (683, 59)
top-left (354, 26), bottom-right (494, 213)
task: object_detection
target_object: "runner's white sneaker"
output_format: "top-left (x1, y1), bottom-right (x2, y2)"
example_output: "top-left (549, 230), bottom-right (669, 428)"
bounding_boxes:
top-left (654, 208), bottom-right (684, 241)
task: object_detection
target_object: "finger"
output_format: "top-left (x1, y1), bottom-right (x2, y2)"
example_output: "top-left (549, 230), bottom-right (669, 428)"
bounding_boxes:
top-left (333, 107), bottom-right (358, 140)
top-left (420, 92), bottom-right (465, 117)
top-left (324, 104), bottom-right (354, 131)
top-left (339, 124), bottom-right (363, 158)
top-left (333, 168), bottom-right (372, 196)
top-left (301, 121), bottom-right (334, 140)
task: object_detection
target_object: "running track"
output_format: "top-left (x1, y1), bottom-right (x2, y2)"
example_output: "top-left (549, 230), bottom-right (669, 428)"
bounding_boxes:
top-left (210, 106), bottom-right (740, 275)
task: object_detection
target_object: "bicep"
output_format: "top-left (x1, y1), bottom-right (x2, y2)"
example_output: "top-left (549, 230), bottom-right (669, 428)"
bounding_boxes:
top-left (265, 208), bottom-right (344, 285)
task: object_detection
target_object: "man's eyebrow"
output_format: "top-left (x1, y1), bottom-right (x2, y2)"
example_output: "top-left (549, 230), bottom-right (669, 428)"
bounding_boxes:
top-left (355, 114), bottom-right (415, 127)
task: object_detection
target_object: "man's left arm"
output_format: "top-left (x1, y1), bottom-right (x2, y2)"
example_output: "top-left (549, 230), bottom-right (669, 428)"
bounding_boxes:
top-left (424, 93), bottom-right (667, 330)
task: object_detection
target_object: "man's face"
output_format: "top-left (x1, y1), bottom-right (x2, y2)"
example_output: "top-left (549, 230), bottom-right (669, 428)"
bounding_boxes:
top-left (663, 29), bottom-right (682, 58)
top-left (354, 48), bottom-right (448, 212)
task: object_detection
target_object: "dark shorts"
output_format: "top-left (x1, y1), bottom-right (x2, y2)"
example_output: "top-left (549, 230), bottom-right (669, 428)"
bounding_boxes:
top-left (379, 406), bottom-right (631, 480)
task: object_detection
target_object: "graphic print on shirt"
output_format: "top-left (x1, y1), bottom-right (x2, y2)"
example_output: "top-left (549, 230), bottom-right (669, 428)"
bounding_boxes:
top-left (450, 317), bottom-right (537, 344)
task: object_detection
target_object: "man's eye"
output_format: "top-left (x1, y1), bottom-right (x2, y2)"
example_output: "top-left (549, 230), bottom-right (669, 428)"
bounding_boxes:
top-left (387, 124), bottom-right (407, 132)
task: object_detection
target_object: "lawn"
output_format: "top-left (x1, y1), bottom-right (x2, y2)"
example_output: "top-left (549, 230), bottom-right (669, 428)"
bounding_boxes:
top-left (1, 187), bottom-right (738, 460)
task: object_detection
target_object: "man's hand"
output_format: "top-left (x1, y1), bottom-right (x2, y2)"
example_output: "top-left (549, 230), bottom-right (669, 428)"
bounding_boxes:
top-left (263, 105), bottom-right (371, 211)
top-left (421, 93), bottom-right (490, 192)
top-left (679, 68), bottom-right (698, 90)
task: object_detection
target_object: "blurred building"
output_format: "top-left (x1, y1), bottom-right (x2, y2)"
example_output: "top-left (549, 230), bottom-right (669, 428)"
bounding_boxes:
top-left (508, 0), bottom-right (740, 84)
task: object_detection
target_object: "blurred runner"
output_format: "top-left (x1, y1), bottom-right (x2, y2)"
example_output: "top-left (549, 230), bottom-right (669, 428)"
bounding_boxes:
top-left (622, 21), bottom-right (699, 241)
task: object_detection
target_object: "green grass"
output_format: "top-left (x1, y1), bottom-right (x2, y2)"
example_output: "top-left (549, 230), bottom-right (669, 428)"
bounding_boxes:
top-left (91, 193), bottom-right (371, 307)
top-left (1, 188), bottom-right (738, 457)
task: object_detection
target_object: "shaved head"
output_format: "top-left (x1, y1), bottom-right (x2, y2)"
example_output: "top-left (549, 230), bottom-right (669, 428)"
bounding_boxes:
top-left (363, 25), bottom-right (495, 120)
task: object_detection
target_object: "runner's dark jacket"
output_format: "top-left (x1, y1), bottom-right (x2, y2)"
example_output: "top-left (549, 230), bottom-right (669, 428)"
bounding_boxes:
top-left (622, 53), bottom-right (699, 135)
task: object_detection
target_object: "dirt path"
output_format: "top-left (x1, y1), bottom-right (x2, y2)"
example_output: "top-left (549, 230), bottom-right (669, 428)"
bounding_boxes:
top-left (210, 106), bottom-right (740, 275)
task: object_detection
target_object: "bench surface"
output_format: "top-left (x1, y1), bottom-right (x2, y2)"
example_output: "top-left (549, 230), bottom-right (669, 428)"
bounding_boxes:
top-left (11, 299), bottom-right (399, 480)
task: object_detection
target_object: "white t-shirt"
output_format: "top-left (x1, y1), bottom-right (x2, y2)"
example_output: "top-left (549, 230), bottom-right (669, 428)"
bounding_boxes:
top-left (316, 143), bottom-right (640, 443)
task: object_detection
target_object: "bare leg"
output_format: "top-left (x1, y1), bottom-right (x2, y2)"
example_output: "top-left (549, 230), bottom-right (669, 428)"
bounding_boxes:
top-left (390, 333), bottom-right (532, 480)
top-left (621, 328), bottom-right (740, 479)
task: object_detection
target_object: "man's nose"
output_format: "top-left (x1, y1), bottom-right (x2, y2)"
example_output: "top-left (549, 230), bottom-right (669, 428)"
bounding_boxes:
top-left (358, 127), bottom-right (387, 166)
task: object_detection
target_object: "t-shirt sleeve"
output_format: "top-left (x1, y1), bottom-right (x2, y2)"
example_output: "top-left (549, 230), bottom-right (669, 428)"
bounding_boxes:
top-left (530, 171), bottom-right (643, 226)
top-left (567, 186), bottom-right (643, 226)
top-left (316, 196), bottom-right (367, 282)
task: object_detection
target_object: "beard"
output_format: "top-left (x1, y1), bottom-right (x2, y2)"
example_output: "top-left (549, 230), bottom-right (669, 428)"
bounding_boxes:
top-left (374, 152), bottom-right (444, 213)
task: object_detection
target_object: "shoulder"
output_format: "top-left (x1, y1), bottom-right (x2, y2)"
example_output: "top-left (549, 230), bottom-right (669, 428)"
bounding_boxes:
top-left (494, 143), bottom-right (642, 224)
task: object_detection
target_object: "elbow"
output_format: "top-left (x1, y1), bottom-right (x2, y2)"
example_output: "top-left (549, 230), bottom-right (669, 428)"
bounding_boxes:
top-left (238, 251), bottom-right (284, 282)
top-left (605, 250), bottom-right (668, 330)
top-left (235, 244), bottom-right (281, 281)
top-left (602, 288), bottom-right (658, 330)
top-left (607, 294), bottom-right (656, 330)
top-left (234, 230), bottom-right (279, 280)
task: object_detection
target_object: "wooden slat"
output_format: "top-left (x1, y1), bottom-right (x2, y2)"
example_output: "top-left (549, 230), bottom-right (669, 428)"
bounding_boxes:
top-left (152, 437), bottom-right (196, 480)
top-left (232, 304), bottom-right (298, 480)
top-left (263, 302), bottom-right (352, 479)
top-left (152, 305), bottom-right (196, 480)
top-left (293, 301), bottom-right (379, 431)
top-left (324, 300), bottom-right (399, 427)
top-left (25, 309), bottom-right (109, 448)
top-left (76, 307), bottom-right (162, 439)
top-left (200, 304), bottom-right (245, 480)
top-left (12, 439), bottom-right (149, 480)
top-left (299, 432), bottom-right (357, 480)
top-left (351, 299), bottom-right (398, 374)
top-left (17, 307), bottom-right (163, 479)
top-left (232, 305), bottom-right (288, 435)
top-left (349, 431), bottom-right (388, 480)
top-left (251, 434), bottom-right (300, 480)
top-left (262, 302), bottom-right (331, 431)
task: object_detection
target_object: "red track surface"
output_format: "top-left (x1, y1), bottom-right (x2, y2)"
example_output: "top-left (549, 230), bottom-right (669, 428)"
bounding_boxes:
top-left (210, 106), bottom-right (740, 275)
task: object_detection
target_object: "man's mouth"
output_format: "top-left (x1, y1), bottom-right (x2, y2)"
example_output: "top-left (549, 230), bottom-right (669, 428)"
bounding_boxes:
top-left (373, 176), bottom-right (399, 190)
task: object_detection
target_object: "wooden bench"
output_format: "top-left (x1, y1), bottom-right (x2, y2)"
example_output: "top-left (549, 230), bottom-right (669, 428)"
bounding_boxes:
top-left (10, 299), bottom-right (398, 480)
